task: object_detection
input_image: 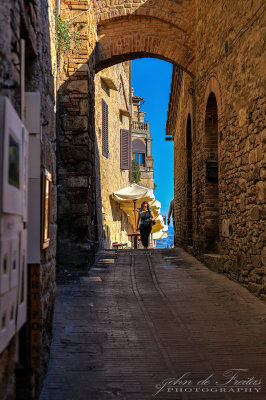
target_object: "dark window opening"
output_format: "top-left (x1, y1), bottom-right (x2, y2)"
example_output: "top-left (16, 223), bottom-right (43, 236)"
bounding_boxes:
top-left (134, 153), bottom-right (145, 167)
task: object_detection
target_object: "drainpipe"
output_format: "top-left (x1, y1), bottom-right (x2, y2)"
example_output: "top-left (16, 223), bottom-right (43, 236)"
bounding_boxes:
top-left (129, 61), bottom-right (132, 182)
top-left (56, 0), bottom-right (60, 92)
top-left (129, 61), bottom-right (132, 118)
top-left (56, 0), bottom-right (60, 15)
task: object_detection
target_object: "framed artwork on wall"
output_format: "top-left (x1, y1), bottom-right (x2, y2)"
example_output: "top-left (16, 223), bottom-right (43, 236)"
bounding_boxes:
top-left (0, 96), bottom-right (23, 216)
top-left (41, 169), bottom-right (52, 250)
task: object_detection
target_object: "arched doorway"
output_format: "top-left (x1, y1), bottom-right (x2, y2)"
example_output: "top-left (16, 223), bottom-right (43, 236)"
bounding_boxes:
top-left (204, 92), bottom-right (219, 252)
top-left (186, 114), bottom-right (193, 245)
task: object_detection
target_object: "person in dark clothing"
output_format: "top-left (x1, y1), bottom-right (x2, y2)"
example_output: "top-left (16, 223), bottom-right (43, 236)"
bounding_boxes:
top-left (167, 199), bottom-right (175, 231)
top-left (167, 199), bottom-right (176, 247)
top-left (136, 201), bottom-right (156, 249)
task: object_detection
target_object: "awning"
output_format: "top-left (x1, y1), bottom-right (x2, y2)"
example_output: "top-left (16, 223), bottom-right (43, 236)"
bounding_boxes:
top-left (113, 184), bottom-right (155, 230)
top-left (113, 183), bottom-right (154, 204)
top-left (112, 184), bottom-right (166, 234)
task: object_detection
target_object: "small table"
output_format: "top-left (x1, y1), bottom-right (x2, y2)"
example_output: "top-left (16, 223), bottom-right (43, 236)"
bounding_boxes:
top-left (127, 233), bottom-right (140, 249)
top-left (112, 243), bottom-right (128, 249)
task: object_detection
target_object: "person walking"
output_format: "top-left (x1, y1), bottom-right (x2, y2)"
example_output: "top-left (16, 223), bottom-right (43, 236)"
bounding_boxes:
top-left (137, 201), bottom-right (156, 249)
top-left (167, 199), bottom-right (176, 247)
top-left (167, 199), bottom-right (175, 231)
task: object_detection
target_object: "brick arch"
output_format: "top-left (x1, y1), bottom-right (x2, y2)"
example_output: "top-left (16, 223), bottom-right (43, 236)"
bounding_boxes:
top-left (95, 0), bottom-right (196, 74)
top-left (97, 0), bottom-right (194, 28)
top-left (184, 96), bottom-right (194, 143)
top-left (203, 73), bottom-right (223, 121)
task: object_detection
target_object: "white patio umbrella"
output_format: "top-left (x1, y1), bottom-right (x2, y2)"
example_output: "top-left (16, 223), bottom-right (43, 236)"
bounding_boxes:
top-left (113, 183), bottom-right (155, 231)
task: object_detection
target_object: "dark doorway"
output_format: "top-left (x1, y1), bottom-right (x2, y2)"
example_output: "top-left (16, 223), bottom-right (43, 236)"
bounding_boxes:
top-left (204, 92), bottom-right (219, 252)
top-left (186, 114), bottom-right (193, 245)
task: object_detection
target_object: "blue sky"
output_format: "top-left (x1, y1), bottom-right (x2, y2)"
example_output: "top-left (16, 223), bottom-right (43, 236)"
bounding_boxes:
top-left (132, 58), bottom-right (174, 221)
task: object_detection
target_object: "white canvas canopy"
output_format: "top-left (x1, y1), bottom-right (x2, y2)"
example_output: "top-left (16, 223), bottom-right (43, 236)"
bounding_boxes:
top-left (113, 184), bottom-right (155, 230)
top-left (113, 183), bottom-right (154, 206)
top-left (112, 184), bottom-right (166, 235)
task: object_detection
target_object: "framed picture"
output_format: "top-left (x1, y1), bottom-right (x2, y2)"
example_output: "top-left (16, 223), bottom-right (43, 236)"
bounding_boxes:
top-left (41, 169), bottom-right (52, 250)
top-left (0, 96), bottom-right (23, 216)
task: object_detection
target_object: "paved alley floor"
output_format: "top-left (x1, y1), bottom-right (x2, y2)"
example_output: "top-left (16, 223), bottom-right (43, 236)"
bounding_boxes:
top-left (40, 248), bottom-right (266, 400)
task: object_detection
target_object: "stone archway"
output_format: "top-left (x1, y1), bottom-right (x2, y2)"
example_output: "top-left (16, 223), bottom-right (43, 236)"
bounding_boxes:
top-left (95, 0), bottom-right (196, 74)
top-left (57, 0), bottom-right (196, 271)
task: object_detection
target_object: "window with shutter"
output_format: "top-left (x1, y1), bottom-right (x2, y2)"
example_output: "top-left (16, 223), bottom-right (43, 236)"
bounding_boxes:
top-left (120, 129), bottom-right (131, 170)
top-left (102, 99), bottom-right (109, 158)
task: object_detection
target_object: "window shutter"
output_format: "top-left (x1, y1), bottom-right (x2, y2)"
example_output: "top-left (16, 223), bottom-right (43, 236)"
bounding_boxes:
top-left (132, 139), bottom-right (146, 154)
top-left (102, 99), bottom-right (108, 157)
top-left (120, 129), bottom-right (130, 170)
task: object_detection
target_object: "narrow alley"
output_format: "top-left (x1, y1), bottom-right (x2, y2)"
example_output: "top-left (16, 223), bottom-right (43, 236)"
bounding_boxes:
top-left (40, 248), bottom-right (266, 400)
top-left (0, 1), bottom-right (265, 399)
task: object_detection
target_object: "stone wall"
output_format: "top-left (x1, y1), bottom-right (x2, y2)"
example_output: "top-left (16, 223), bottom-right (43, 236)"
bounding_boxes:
top-left (0, 0), bottom-right (57, 398)
top-left (95, 62), bottom-right (134, 247)
top-left (138, 167), bottom-right (155, 190)
top-left (171, 0), bottom-right (265, 300)
top-left (172, 72), bottom-right (194, 248)
top-left (57, 0), bottom-right (98, 272)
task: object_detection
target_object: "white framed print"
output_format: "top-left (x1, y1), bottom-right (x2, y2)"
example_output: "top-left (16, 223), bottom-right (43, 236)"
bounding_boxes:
top-left (0, 96), bottom-right (23, 216)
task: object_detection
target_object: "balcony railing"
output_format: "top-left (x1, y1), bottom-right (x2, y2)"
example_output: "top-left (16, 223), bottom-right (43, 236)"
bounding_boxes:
top-left (132, 121), bottom-right (149, 132)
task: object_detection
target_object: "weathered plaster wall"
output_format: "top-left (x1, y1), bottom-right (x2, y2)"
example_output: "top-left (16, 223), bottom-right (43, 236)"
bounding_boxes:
top-left (95, 62), bottom-right (134, 247)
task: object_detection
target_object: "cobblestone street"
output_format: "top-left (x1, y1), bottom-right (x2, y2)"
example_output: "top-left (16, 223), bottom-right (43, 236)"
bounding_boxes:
top-left (40, 249), bottom-right (266, 400)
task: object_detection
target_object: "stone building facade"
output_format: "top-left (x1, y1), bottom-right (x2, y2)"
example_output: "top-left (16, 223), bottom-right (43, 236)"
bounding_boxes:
top-left (132, 95), bottom-right (155, 190)
top-left (0, 0), bottom-right (57, 399)
top-left (166, 2), bottom-right (265, 300)
top-left (56, 0), bottom-right (98, 273)
top-left (95, 62), bottom-right (134, 247)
